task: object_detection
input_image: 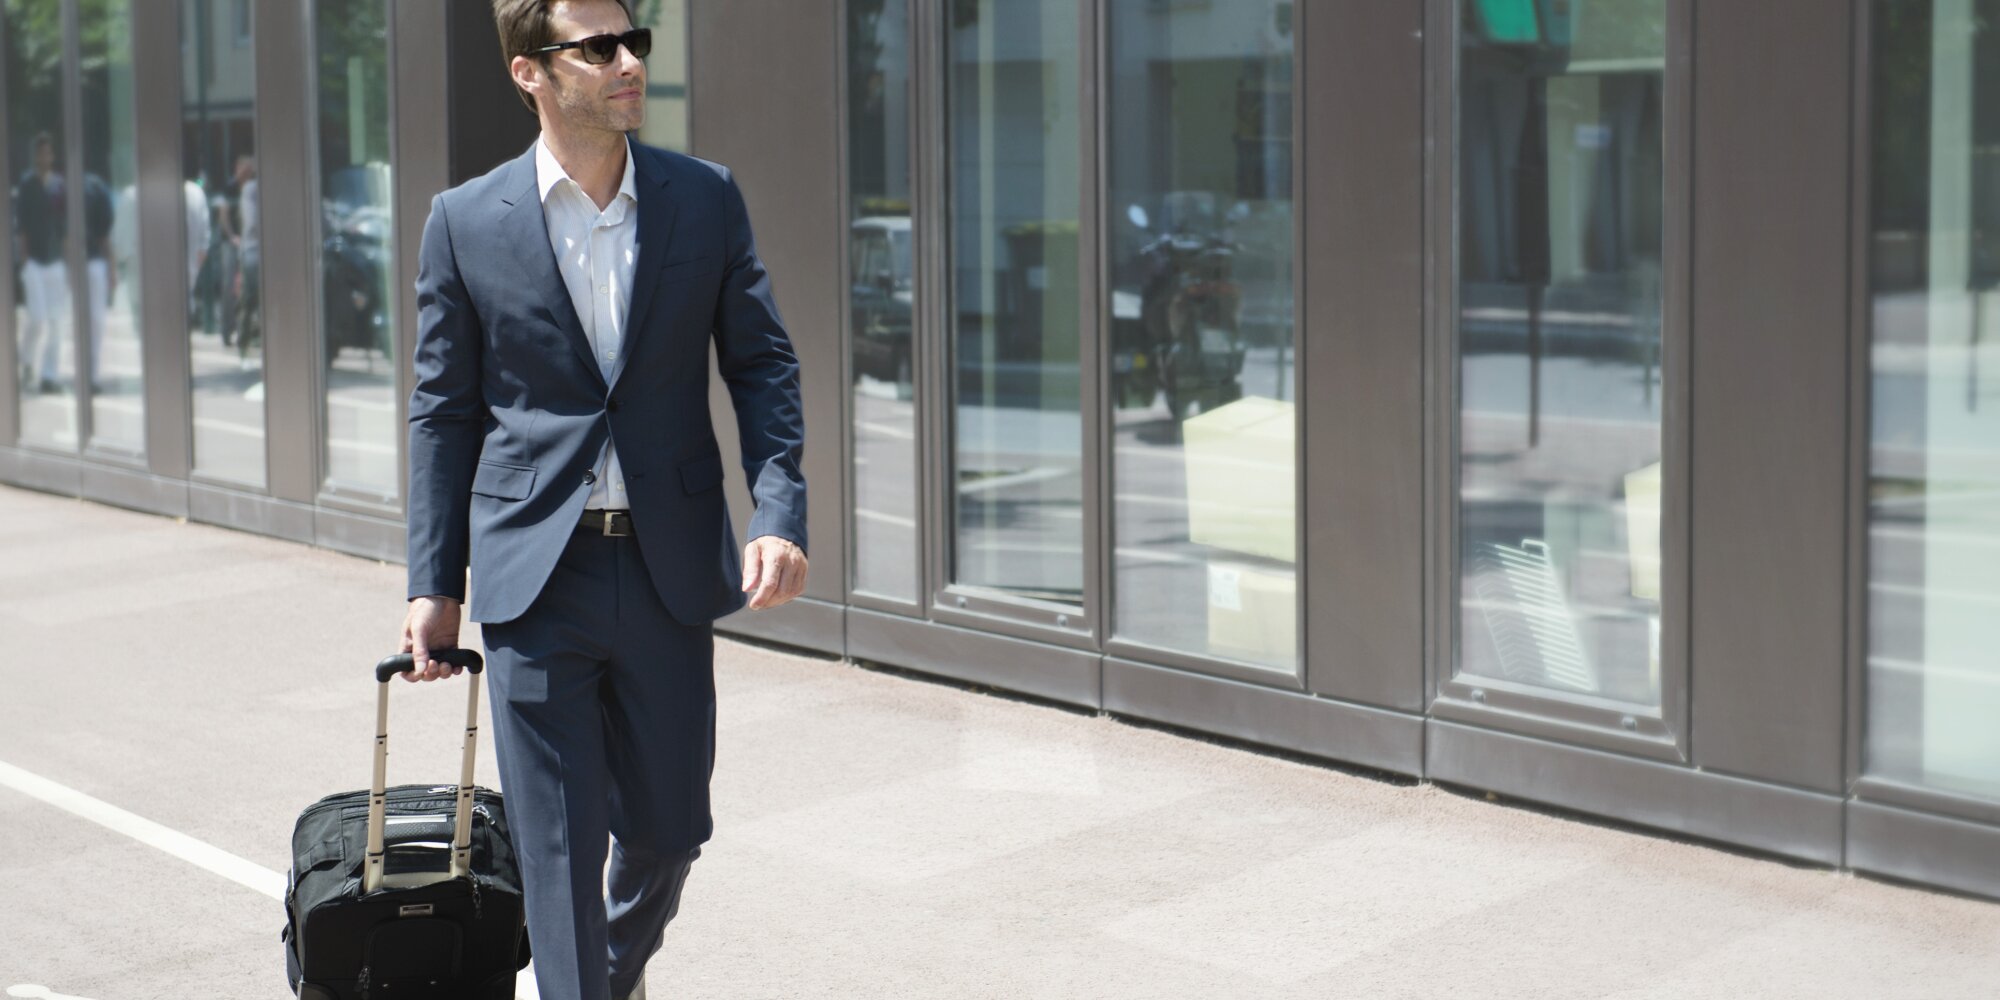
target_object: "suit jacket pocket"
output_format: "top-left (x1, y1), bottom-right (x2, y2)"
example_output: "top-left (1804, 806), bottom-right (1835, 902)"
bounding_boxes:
top-left (471, 460), bottom-right (536, 501)
top-left (679, 451), bottom-right (724, 495)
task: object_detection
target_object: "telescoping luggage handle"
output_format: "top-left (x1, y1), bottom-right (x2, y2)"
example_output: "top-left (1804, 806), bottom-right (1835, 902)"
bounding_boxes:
top-left (363, 649), bottom-right (485, 895)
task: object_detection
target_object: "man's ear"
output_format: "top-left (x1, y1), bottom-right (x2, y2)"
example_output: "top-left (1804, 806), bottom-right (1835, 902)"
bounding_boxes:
top-left (509, 54), bottom-right (543, 111)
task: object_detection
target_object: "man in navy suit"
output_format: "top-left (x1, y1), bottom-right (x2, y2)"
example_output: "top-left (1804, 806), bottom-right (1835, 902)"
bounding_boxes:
top-left (398, 2), bottom-right (807, 997)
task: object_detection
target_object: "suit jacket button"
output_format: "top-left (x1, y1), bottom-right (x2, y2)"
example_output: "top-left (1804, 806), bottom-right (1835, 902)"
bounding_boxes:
top-left (606, 398), bottom-right (620, 413)
top-left (582, 471), bottom-right (597, 486)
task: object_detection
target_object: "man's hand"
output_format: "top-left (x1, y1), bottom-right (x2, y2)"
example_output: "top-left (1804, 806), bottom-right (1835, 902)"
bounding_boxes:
top-left (400, 596), bottom-right (463, 682)
top-left (741, 536), bottom-right (807, 611)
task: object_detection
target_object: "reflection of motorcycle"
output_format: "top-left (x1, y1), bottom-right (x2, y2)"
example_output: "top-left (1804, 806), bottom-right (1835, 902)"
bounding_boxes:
top-left (321, 208), bottom-right (392, 364)
top-left (1133, 226), bottom-right (1246, 422)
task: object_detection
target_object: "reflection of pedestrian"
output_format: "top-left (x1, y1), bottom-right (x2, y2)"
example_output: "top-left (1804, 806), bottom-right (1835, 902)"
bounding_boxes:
top-left (200, 189), bottom-right (240, 343)
top-left (83, 172), bottom-right (115, 388)
top-left (183, 177), bottom-right (209, 313)
top-left (232, 154), bottom-right (261, 361)
top-left (12, 132), bottom-right (68, 393)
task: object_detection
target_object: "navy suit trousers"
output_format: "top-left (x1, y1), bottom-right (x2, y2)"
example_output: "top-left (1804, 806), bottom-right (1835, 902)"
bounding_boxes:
top-left (482, 522), bottom-right (714, 1000)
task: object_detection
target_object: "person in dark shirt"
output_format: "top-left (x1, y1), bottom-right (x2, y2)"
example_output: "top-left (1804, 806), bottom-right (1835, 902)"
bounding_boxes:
top-left (12, 132), bottom-right (69, 393)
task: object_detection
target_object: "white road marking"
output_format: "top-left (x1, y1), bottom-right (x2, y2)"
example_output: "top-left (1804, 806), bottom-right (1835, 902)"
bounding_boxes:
top-left (9, 986), bottom-right (97, 1000)
top-left (0, 758), bottom-right (285, 899)
top-left (0, 759), bottom-right (543, 1000)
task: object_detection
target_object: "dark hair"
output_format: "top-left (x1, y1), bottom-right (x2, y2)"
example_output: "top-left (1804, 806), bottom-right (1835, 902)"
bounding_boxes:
top-left (491, 0), bottom-right (636, 115)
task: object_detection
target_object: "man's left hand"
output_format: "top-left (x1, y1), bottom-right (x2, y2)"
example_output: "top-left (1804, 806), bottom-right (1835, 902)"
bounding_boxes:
top-left (741, 535), bottom-right (807, 610)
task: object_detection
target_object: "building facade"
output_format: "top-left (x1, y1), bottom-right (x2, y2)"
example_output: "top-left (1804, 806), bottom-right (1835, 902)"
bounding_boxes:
top-left (5, 0), bottom-right (1997, 900)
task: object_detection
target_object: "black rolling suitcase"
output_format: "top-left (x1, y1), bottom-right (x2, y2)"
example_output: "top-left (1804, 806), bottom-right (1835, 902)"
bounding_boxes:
top-left (282, 650), bottom-right (532, 998)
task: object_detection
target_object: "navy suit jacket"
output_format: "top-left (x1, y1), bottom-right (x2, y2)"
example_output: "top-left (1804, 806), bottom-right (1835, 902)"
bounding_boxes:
top-left (406, 141), bottom-right (807, 625)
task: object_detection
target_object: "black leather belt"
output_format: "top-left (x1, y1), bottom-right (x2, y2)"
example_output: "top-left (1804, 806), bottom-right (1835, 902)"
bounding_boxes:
top-left (578, 509), bottom-right (635, 537)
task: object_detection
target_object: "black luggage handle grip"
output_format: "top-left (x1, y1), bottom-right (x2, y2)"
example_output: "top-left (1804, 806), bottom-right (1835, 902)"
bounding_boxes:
top-left (375, 649), bottom-right (485, 683)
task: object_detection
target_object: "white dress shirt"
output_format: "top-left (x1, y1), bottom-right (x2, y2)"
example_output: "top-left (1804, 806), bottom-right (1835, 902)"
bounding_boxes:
top-left (535, 134), bottom-right (639, 511)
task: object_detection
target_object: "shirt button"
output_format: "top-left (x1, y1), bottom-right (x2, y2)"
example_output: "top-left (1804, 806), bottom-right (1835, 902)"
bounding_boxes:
top-left (582, 471), bottom-right (597, 486)
top-left (605, 350), bottom-right (617, 360)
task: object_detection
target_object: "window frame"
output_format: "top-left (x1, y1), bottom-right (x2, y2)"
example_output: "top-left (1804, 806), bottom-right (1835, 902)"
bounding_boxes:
top-left (1424, 0), bottom-right (1696, 760)
top-left (304, 0), bottom-right (403, 513)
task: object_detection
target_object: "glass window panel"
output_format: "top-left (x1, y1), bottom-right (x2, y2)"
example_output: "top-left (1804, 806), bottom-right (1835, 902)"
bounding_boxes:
top-left (1864, 0), bottom-right (2000, 800)
top-left (183, 0), bottom-right (264, 486)
top-left (80, 0), bottom-right (144, 456)
top-left (948, 0), bottom-right (1082, 604)
top-left (849, 0), bottom-right (918, 601)
top-left (315, 0), bottom-right (395, 498)
top-left (8, 0), bottom-right (77, 451)
top-left (1455, 0), bottom-right (1667, 706)
top-left (632, 0), bottom-right (688, 152)
top-left (1105, 0), bottom-right (1297, 670)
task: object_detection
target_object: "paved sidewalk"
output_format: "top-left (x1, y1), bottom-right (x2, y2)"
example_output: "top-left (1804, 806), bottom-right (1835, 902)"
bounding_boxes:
top-left (1, 483), bottom-right (1996, 999)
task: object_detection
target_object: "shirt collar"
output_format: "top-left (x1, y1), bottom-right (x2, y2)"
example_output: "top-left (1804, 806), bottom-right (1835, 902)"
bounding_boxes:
top-left (533, 134), bottom-right (638, 210)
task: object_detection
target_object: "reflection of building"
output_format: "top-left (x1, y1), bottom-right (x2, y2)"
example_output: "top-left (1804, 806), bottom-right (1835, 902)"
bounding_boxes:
top-left (181, 0), bottom-right (256, 190)
top-left (6, 0), bottom-right (2000, 905)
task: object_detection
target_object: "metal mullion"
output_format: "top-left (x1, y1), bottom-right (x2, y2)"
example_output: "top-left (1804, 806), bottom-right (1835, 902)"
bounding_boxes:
top-left (1842, 0), bottom-right (1875, 800)
top-left (835, 0), bottom-right (856, 605)
top-left (0, 1), bottom-right (17, 447)
top-left (1077, 0), bottom-right (1104, 651)
top-left (1660, 0), bottom-right (1696, 767)
top-left (63, 0), bottom-right (91, 452)
top-left (1423, 0), bottom-right (1455, 716)
top-left (392, 0), bottom-right (412, 512)
top-left (904, 0), bottom-right (931, 612)
top-left (1094, 0), bottom-right (1116, 653)
top-left (139, 0), bottom-right (192, 480)
top-left (918, 0), bottom-right (950, 623)
top-left (302, 0), bottom-right (329, 499)
top-left (1289, 0), bottom-right (1308, 683)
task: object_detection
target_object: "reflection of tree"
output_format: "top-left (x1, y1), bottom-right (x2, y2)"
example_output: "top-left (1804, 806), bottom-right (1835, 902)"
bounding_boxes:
top-left (1873, 1), bottom-right (2000, 290)
top-left (315, 0), bottom-right (389, 169)
top-left (848, 0), bottom-right (889, 206)
top-left (1874, 1), bottom-right (1937, 237)
top-left (5, 0), bottom-right (70, 176)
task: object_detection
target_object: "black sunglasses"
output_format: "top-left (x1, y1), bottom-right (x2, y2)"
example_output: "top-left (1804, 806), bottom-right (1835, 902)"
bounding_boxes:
top-left (534, 28), bottom-right (652, 65)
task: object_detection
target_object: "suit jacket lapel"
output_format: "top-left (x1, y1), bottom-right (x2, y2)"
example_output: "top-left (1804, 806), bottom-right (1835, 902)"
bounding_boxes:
top-left (617, 145), bottom-right (678, 373)
top-left (497, 148), bottom-right (605, 390)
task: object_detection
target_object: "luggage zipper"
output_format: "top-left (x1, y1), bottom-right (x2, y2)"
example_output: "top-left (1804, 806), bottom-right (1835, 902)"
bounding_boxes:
top-left (470, 874), bottom-right (484, 920)
top-left (357, 964), bottom-right (370, 999)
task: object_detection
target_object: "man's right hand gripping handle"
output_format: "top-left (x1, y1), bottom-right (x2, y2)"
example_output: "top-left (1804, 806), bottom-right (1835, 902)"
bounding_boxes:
top-left (400, 596), bottom-right (464, 683)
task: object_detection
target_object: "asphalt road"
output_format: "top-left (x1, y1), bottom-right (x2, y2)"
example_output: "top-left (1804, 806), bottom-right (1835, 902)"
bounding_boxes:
top-left (3, 484), bottom-right (1998, 999)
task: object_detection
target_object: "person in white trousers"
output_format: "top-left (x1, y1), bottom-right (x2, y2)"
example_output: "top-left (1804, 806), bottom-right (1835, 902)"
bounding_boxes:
top-left (13, 133), bottom-right (68, 393)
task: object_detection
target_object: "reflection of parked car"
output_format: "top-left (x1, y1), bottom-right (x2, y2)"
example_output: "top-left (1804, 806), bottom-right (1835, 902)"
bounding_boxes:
top-left (850, 215), bottom-right (914, 387)
top-left (322, 165), bottom-right (393, 364)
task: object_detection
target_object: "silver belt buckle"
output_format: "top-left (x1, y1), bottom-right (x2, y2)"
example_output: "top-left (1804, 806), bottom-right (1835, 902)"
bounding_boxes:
top-left (601, 510), bottom-right (631, 537)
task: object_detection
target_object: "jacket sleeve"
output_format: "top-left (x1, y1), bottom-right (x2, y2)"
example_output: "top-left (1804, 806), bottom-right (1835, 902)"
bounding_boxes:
top-left (711, 168), bottom-right (808, 554)
top-left (405, 193), bottom-right (486, 601)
